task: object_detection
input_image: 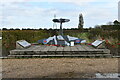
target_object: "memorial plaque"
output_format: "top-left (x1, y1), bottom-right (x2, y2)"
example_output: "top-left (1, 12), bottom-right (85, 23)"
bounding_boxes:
top-left (16, 40), bottom-right (31, 49)
top-left (91, 40), bottom-right (104, 47)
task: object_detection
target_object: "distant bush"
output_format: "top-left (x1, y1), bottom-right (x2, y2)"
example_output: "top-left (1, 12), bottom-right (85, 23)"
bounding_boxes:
top-left (101, 25), bottom-right (120, 30)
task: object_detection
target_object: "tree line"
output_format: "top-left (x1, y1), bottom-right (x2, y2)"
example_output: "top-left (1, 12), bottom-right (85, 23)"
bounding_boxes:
top-left (1, 19), bottom-right (120, 31)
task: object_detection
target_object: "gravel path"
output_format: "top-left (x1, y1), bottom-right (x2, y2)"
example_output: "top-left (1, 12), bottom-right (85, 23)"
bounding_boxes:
top-left (2, 58), bottom-right (119, 78)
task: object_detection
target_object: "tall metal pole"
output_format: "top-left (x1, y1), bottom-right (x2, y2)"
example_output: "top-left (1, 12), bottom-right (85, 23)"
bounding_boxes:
top-left (59, 22), bottom-right (63, 36)
top-left (53, 14), bottom-right (57, 29)
top-left (53, 18), bottom-right (70, 36)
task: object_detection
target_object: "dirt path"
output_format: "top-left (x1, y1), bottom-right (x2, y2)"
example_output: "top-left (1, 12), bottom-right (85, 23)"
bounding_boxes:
top-left (2, 58), bottom-right (119, 78)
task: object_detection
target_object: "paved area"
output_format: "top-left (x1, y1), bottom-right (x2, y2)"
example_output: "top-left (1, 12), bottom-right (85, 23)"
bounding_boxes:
top-left (10, 45), bottom-right (111, 57)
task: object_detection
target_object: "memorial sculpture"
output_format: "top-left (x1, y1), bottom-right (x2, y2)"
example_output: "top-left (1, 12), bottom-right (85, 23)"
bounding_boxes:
top-left (38, 18), bottom-right (86, 46)
top-left (9, 18), bottom-right (111, 58)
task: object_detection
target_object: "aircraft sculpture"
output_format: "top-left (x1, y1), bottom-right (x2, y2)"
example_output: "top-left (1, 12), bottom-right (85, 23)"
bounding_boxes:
top-left (38, 18), bottom-right (86, 47)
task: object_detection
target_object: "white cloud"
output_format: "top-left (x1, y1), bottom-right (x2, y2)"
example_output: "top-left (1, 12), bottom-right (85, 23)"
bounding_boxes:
top-left (0, 0), bottom-right (119, 29)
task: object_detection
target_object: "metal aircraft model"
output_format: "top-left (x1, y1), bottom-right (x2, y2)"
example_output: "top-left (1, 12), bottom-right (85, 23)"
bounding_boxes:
top-left (37, 18), bottom-right (86, 47)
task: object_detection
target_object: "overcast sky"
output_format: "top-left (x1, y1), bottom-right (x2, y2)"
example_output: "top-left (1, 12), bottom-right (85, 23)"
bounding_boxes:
top-left (0, 0), bottom-right (119, 29)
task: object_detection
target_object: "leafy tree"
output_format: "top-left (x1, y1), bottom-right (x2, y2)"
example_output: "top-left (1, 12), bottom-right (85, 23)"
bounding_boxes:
top-left (44, 28), bottom-right (47, 30)
top-left (9, 28), bottom-right (14, 30)
top-left (113, 20), bottom-right (120, 25)
top-left (39, 28), bottom-right (42, 30)
top-left (2, 28), bottom-right (8, 30)
top-left (15, 28), bottom-right (20, 30)
top-left (78, 13), bottom-right (84, 29)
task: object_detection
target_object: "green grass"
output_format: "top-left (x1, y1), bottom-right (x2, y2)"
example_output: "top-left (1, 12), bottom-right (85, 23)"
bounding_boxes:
top-left (65, 32), bottom-right (92, 43)
top-left (77, 33), bottom-right (92, 43)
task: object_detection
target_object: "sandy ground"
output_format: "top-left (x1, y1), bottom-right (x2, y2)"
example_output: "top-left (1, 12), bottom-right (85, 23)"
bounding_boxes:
top-left (2, 58), bottom-right (119, 78)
